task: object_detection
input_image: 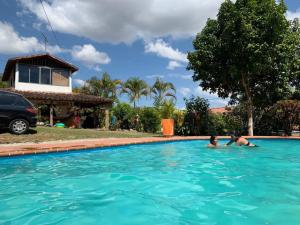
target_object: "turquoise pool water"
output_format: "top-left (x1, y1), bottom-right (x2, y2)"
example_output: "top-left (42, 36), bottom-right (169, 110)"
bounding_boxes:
top-left (0, 139), bottom-right (300, 225)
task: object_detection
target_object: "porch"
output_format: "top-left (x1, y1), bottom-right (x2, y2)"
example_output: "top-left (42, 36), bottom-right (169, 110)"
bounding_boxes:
top-left (5, 89), bottom-right (113, 129)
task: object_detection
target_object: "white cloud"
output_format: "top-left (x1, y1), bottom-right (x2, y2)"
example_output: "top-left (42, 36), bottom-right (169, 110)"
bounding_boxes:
top-left (287, 9), bottom-right (300, 20)
top-left (94, 65), bottom-right (102, 72)
top-left (73, 78), bottom-right (85, 87)
top-left (180, 75), bottom-right (192, 80)
top-left (146, 74), bottom-right (165, 79)
top-left (167, 60), bottom-right (183, 70)
top-left (195, 86), bottom-right (217, 97)
top-left (179, 87), bottom-right (191, 96)
top-left (145, 39), bottom-right (188, 63)
top-left (194, 86), bottom-right (228, 107)
top-left (167, 74), bottom-right (192, 80)
top-left (0, 21), bottom-right (62, 54)
top-left (19, 0), bottom-right (224, 44)
top-left (70, 44), bottom-right (110, 71)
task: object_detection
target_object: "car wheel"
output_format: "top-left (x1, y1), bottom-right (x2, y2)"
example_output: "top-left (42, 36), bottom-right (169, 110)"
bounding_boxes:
top-left (9, 119), bottom-right (29, 135)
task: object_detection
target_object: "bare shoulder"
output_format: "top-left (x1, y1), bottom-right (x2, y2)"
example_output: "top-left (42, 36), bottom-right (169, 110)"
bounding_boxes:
top-left (207, 144), bottom-right (217, 148)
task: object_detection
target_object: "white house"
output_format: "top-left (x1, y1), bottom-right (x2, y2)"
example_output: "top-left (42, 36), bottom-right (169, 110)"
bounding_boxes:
top-left (1, 54), bottom-right (112, 128)
top-left (2, 53), bottom-right (77, 93)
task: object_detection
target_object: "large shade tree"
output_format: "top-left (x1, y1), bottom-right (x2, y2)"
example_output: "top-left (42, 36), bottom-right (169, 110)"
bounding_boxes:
top-left (121, 77), bottom-right (149, 108)
top-left (81, 72), bottom-right (122, 101)
top-left (187, 0), bottom-right (300, 135)
top-left (151, 78), bottom-right (176, 107)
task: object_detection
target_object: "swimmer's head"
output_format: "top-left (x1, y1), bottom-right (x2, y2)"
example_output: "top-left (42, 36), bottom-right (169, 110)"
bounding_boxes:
top-left (210, 135), bottom-right (217, 145)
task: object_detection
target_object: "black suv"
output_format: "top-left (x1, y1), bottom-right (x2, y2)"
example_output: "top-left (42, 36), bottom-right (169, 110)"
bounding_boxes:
top-left (0, 90), bottom-right (37, 134)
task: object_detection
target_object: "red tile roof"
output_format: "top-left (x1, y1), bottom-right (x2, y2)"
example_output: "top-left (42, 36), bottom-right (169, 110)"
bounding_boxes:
top-left (209, 107), bottom-right (230, 114)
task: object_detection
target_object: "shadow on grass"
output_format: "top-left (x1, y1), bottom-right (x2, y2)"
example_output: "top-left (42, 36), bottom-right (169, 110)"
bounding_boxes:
top-left (0, 128), bottom-right (37, 135)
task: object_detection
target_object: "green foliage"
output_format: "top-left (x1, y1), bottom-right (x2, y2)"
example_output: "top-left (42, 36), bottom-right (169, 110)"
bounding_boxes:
top-left (151, 78), bottom-right (176, 107)
top-left (140, 107), bottom-right (161, 133)
top-left (72, 87), bottom-right (81, 93)
top-left (272, 100), bottom-right (300, 135)
top-left (160, 100), bottom-right (175, 119)
top-left (0, 75), bottom-right (8, 88)
top-left (291, 89), bottom-right (300, 100)
top-left (174, 109), bottom-right (186, 135)
top-left (182, 96), bottom-right (210, 135)
top-left (208, 113), bottom-right (227, 135)
top-left (80, 72), bottom-right (122, 101)
top-left (223, 105), bottom-right (248, 135)
top-left (254, 107), bottom-right (277, 135)
top-left (255, 100), bottom-right (300, 136)
top-left (121, 77), bottom-right (149, 108)
top-left (112, 103), bottom-right (135, 130)
top-left (187, 0), bottom-right (299, 135)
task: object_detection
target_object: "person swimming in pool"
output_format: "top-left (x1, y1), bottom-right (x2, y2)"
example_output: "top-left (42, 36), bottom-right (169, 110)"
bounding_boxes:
top-left (225, 135), bottom-right (257, 147)
top-left (208, 135), bottom-right (219, 148)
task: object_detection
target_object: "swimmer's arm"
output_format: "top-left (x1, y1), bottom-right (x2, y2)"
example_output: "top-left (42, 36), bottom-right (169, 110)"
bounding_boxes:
top-left (225, 140), bottom-right (234, 146)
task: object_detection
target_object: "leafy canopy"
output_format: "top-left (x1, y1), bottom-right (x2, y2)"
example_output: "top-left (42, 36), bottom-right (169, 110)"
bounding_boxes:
top-left (151, 78), bottom-right (176, 107)
top-left (81, 72), bottom-right (122, 101)
top-left (121, 77), bottom-right (150, 108)
top-left (187, 0), bottom-right (299, 135)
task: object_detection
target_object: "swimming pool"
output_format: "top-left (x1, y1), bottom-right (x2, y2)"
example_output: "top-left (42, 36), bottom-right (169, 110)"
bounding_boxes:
top-left (0, 139), bottom-right (299, 225)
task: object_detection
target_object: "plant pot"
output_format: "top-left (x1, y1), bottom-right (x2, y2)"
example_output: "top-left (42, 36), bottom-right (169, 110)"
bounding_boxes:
top-left (162, 119), bottom-right (174, 137)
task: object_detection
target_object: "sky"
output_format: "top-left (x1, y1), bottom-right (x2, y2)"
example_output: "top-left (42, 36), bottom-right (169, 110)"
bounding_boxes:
top-left (0, 0), bottom-right (299, 109)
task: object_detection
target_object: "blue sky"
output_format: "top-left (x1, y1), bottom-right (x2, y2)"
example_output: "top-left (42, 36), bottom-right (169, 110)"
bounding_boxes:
top-left (0, 0), bottom-right (299, 109)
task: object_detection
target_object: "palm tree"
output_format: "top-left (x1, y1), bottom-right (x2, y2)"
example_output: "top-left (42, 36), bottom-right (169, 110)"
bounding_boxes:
top-left (121, 77), bottom-right (149, 108)
top-left (151, 78), bottom-right (176, 107)
top-left (81, 72), bottom-right (122, 101)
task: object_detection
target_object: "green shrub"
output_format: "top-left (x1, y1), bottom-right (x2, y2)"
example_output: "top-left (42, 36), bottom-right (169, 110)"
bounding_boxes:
top-left (160, 101), bottom-right (175, 119)
top-left (255, 100), bottom-right (300, 136)
top-left (140, 107), bottom-right (161, 133)
top-left (174, 110), bottom-right (186, 135)
top-left (112, 103), bottom-right (135, 129)
top-left (223, 105), bottom-right (247, 135)
top-left (182, 96), bottom-right (210, 135)
top-left (272, 100), bottom-right (300, 135)
top-left (208, 113), bottom-right (227, 135)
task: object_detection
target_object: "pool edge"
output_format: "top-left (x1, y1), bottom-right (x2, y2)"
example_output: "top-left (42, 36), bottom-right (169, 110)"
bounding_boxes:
top-left (0, 136), bottom-right (299, 158)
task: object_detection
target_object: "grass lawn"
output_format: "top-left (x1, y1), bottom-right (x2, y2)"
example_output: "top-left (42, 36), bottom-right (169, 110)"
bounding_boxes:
top-left (0, 126), bottom-right (158, 144)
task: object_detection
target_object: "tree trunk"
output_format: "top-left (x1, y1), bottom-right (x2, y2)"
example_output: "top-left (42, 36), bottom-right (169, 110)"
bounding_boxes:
top-left (50, 104), bottom-right (54, 127)
top-left (247, 104), bottom-right (254, 136)
top-left (104, 108), bottom-right (110, 130)
top-left (242, 74), bottom-right (254, 136)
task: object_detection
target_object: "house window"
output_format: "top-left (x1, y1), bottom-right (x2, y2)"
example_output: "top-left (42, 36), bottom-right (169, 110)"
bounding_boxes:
top-left (18, 64), bottom-right (69, 86)
top-left (30, 66), bottom-right (39, 83)
top-left (52, 69), bottom-right (69, 86)
top-left (19, 64), bottom-right (30, 83)
top-left (41, 68), bottom-right (51, 85)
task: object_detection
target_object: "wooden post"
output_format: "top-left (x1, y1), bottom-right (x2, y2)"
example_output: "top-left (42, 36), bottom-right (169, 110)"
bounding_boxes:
top-left (50, 104), bottom-right (54, 127)
top-left (37, 105), bottom-right (42, 122)
top-left (105, 108), bottom-right (109, 130)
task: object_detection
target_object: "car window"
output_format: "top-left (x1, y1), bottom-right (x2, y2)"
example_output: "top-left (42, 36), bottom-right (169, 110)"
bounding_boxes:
top-left (0, 93), bottom-right (17, 105)
top-left (15, 96), bottom-right (32, 107)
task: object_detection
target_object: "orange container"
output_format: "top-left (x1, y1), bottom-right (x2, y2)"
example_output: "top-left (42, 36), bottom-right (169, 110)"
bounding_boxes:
top-left (162, 119), bottom-right (174, 137)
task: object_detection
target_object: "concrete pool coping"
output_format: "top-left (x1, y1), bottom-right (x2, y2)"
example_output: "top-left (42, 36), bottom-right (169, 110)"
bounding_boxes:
top-left (0, 136), bottom-right (299, 158)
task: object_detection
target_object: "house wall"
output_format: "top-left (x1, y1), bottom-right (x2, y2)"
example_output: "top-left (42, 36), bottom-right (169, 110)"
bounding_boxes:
top-left (14, 63), bottom-right (72, 93)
